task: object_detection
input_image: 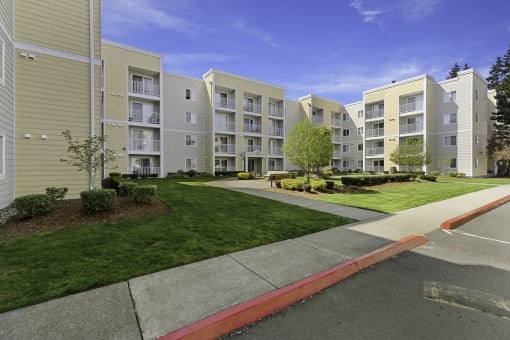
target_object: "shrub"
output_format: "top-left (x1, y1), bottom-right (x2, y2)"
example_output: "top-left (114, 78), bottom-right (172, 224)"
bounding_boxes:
top-left (275, 180), bottom-right (282, 188)
top-left (325, 180), bottom-right (335, 190)
top-left (132, 185), bottom-right (157, 203)
top-left (109, 172), bottom-right (121, 177)
top-left (419, 175), bottom-right (437, 182)
top-left (186, 169), bottom-right (197, 177)
top-left (281, 179), bottom-right (304, 190)
top-left (13, 194), bottom-right (54, 218)
top-left (318, 170), bottom-right (333, 179)
top-left (340, 174), bottom-right (411, 186)
top-left (431, 171), bottom-right (440, 176)
top-left (304, 183), bottom-right (312, 192)
top-left (237, 172), bottom-right (252, 180)
top-left (80, 189), bottom-right (116, 214)
top-left (448, 172), bottom-right (458, 177)
top-left (456, 173), bottom-right (466, 178)
top-left (118, 182), bottom-right (137, 197)
top-left (311, 179), bottom-right (327, 191)
top-left (46, 187), bottom-right (68, 201)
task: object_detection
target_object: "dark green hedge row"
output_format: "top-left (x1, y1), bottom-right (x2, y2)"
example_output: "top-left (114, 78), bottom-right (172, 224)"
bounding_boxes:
top-left (341, 174), bottom-right (412, 186)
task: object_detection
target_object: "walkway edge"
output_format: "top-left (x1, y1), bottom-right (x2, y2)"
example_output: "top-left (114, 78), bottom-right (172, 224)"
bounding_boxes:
top-left (441, 194), bottom-right (510, 230)
top-left (159, 235), bottom-right (428, 340)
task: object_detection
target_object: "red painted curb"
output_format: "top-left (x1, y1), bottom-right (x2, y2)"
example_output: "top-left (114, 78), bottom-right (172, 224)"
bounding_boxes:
top-left (441, 194), bottom-right (510, 230)
top-left (159, 235), bottom-right (428, 340)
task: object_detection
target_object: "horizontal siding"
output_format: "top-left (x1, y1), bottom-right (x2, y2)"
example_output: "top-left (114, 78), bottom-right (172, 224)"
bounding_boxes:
top-left (164, 131), bottom-right (206, 173)
top-left (15, 0), bottom-right (100, 58)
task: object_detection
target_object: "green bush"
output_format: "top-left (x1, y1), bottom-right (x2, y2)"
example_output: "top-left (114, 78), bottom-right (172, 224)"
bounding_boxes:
top-left (275, 180), bottom-right (282, 188)
top-left (45, 187), bottom-right (68, 201)
top-left (132, 185), bottom-right (157, 203)
top-left (237, 172), bottom-right (252, 180)
top-left (281, 179), bottom-right (304, 191)
top-left (457, 173), bottom-right (466, 178)
top-left (325, 180), bottom-right (335, 190)
top-left (118, 182), bottom-right (137, 197)
top-left (80, 189), bottom-right (117, 214)
top-left (13, 194), bottom-right (54, 218)
top-left (448, 172), bottom-right (458, 177)
top-left (419, 175), bottom-right (437, 182)
top-left (431, 171), bottom-right (440, 176)
top-left (311, 179), bottom-right (327, 191)
top-left (341, 174), bottom-right (412, 186)
top-left (109, 172), bottom-right (121, 177)
top-left (186, 169), bottom-right (197, 177)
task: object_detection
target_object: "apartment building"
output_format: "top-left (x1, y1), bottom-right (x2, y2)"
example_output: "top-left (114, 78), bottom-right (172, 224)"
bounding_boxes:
top-left (341, 102), bottom-right (365, 171)
top-left (13, 0), bottom-right (102, 198)
top-left (0, 0), bottom-right (15, 209)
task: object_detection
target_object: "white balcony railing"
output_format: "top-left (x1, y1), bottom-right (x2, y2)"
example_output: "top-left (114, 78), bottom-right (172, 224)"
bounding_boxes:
top-left (268, 126), bottom-right (284, 136)
top-left (215, 95), bottom-right (236, 109)
top-left (268, 147), bottom-right (283, 156)
top-left (400, 101), bottom-right (423, 114)
top-left (366, 128), bottom-right (384, 138)
top-left (243, 103), bottom-right (262, 114)
top-left (312, 116), bottom-right (324, 124)
top-left (366, 108), bottom-right (384, 119)
top-left (333, 152), bottom-right (342, 158)
top-left (332, 135), bottom-right (342, 143)
top-left (129, 110), bottom-right (160, 124)
top-left (400, 122), bottom-right (424, 134)
top-left (132, 167), bottom-right (160, 175)
top-left (331, 118), bottom-right (342, 126)
top-left (128, 138), bottom-right (160, 152)
top-left (215, 122), bottom-right (236, 132)
top-left (366, 147), bottom-right (384, 156)
top-left (365, 166), bottom-right (384, 173)
top-left (215, 166), bottom-right (236, 173)
top-left (269, 107), bottom-right (284, 118)
top-left (128, 80), bottom-right (160, 97)
top-left (243, 124), bottom-right (262, 133)
top-left (245, 145), bottom-right (262, 152)
top-left (215, 144), bottom-right (236, 153)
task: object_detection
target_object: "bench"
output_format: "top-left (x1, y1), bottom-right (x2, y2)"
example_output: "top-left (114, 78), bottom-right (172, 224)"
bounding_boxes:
top-left (267, 171), bottom-right (297, 187)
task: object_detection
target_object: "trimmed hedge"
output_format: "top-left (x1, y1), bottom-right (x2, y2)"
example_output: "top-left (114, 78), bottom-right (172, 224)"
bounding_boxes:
top-left (325, 180), bottom-right (335, 190)
top-left (13, 194), bottom-right (54, 218)
top-left (132, 185), bottom-right (157, 203)
top-left (311, 179), bottom-right (327, 191)
top-left (419, 174), bottom-right (437, 182)
top-left (46, 187), bottom-right (68, 201)
top-left (341, 174), bottom-right (412, 186)
top-left (118, 182), bottom-right (137, 197)
top-left (237, 172), bottom-right (253, 180)
top-left (80, 189), bottom-right (117, 214)
top-left (281, 179), bottom-right (305, 190)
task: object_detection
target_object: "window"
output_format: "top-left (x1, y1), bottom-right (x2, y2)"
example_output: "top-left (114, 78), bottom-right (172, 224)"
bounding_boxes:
top-left (444, 90), bottom-right (457, 103)
top-left (358, 143), bottom-right (363, 152)
top-left (443, 112), bottom-right (457, 124)
top-left (449, 158), bottom-right (457, 168)
top-left (185, 158), bottom-right (197, 170)
top-left (343, 160), bottom-right (350, 169)
top-left (475, 112), bottom-right (479, 123)
top-left (475, 89), bottom-right (479, 100)
top-left (243, 98), bottom-right (254, 112)
top-left (0, 39), bottom-right (4, 85)
top-left (342, 144), bottom-right (350, 153)
top-left (443, 135), bottom-right (457, 146)
top-left (342, 129), bottom-right (350, 137)
top-left (185, 88), bottom-right (196, 101)
top-left (357, 127), bottom-right (364, 135)
top-left (357, 110), bottom-right (363, 118)
top-left (475, 157), bottom-right (479, 168)
top-left (185, 135), bottom-right (196, 146)
top-left (185, 112), bottom-right (197, 124)
top-left (269, 102), bottom-right (276, 115)
top-left (0, 134), bottom-right (4, 178)
top-left (475, 135), bottom-right (479, 145)
top-left (342, 113), bottom-right (350, 121)
top-left (357, 160), bottom-right (363, 169)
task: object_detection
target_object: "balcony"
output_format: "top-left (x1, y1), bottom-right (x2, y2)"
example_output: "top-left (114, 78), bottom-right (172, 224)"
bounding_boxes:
top-left (215, 166), bottom-right (236, 173)
top-left (365, 166), bottom-right (384, 173)
top-left (245, 145), bottom-right (262, 152)
top-left (215, 122), bottom-right (236, 132)
top-left (128, 80), bottom-right (160, 97)
top-left (366, 147), bottom-right (384, 156)
top-left (331, 118), bottom-right (342, 127)
top-left (269, 107), bottom-right (284, 118)
top-left (215, 144), bottom-right (236, 153)
top-left (131, 167), bottom-right (160, 176)
top-left (366, 108), bottom-right (384, 120)
top-left (268, 126), bottom-right (284, 137)
top-left (400, 101), bottom-right (423, 114)
top-left (128, 138), bottom-right (160, 152)
top-left (243, 124), bottom-right (262, 134)
top-left (332, 135), bottom-right (342, 143)
top-left (400, 122), bottom-right (424, 134)
top-left (268, 147), bottom-right (283, 156)
top-left (333, 151), bottom-right (342, 158)
top-left (243, 103), bottom-right (262, 114)
top-left (215, 95), bottom-right (236, 110)
top-left (366, 128), bottom-right (384, 138)
top-left (129, 110), bottom-right (160, 124)
top-left (312, 116), bottom-right (324, 124)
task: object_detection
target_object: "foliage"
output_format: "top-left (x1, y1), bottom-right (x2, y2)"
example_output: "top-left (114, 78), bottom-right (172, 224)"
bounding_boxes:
top-left (13, 194), bottom-right (54, 219)
top-left (446, 62), bottom-right (461, 79)
top-left (45, 187), bottom-right (68, 201)
top-left (61, 130), bottom-right (117, 189)
top-left (283, 119), bottom-right (333, 184)
top-left (325, 180), bottom-right (335, 190)
top-left (80, 189), bottom-right (117, 214)
top-left (486, 46), bottom-right (510, 176)
top-left (280, 178), bottom-right (305, 190)
top-left (118, 182), bottom-right (137, 197)
top-left (132, 185), bottom-right (157, 203)
top-left (186, 169), bottom-right (197, 177)
top-left (341, 174), bottom-right (412, 186)
top-left (448, 172), bottom-right (458, 177)
top-left (237, 172), bottom-right (253, 180)
top-left (389, 139), bottom-right (431, 172)
top-left (311, 179), bottom-right (327, 191)
top-left (419, 175), bottom-right (437, 182)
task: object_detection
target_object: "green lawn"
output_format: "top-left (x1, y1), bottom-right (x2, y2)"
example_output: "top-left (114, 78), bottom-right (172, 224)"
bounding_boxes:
top-left (0, 177), bottom-right (353, 313)
top-left (319, 181), bottom-right (498, 213)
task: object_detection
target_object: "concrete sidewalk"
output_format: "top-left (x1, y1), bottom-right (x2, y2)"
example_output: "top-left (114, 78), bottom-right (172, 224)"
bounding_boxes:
top-left (1, 180), bottom-right (509, 340)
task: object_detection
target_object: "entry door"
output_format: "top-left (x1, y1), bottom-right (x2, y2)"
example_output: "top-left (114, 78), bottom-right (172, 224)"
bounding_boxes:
top-left (248, 159), bottom-right (255, 172)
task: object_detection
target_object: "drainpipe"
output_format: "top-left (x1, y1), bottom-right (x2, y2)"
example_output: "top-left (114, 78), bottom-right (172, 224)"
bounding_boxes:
top-left (89, 0), bottom-right (95, 189)
top-left (210, 76), bottom-right (215, 175)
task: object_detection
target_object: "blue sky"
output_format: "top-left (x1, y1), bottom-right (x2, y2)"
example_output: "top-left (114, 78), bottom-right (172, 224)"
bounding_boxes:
top-left (102, 0), bottom-right (510, 104)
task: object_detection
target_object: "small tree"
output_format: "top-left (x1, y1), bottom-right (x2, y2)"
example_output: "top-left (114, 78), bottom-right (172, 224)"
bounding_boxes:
top-left (446, 62), bottom-right (461, 79)
top-left (283, 119), bottom-right (333, 183)
top-left (61, 130), bottom-right (117, 189)
top-left (389, 139), bottom-right (431, 172)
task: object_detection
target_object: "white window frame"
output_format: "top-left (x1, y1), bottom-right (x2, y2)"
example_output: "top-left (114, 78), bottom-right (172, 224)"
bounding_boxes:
top-left (185, 158), bottom-right (197, 170)
top-left (475, 112), bottom-right (479, 123)
top-left (0, 133), bottom-right (4, 179)
top-left (443, 135), bottom-right (457, 146)
top-left (449, 158), bottom-right (457, 168)
top-left (185, 111), bottom-right (197, 124)
top-left (357, 110), bottom-right (363, 118)
top-left (443, 112), bottom-right (457, 125)
top-left (444, 90), bottom-right (457, 103)
top-left (357, 127), bottom-right (364, 135)
top-left (342, 144), bottom-right (350, 153)
top-left (342, 160), bottom-right (350, 169)
top-left (475, 135), bottom-right (479, 145)
top-left (342, 113), bottom-right (350, 121)
top-left (0, 39), bottom-right (5, 86)
top-left (185, 135), bottom-right (197, 146)
top-left (342, 128), bottom-right (350, 137)
top-left (475, 157), bottom-right (479, 168)
top-left (357, 160), bottom-right (363, 169)
top-left (185, 88), bottom-right (197, 101)
top-left (358, 143), bottom-right (363, 152)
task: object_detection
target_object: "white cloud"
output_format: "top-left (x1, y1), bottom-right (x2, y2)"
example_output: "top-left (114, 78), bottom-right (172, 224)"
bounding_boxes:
top-left (349, 0), bottom-right (441, 24)
top-left (230, 19), bottom-right (279, 48)
top-left (399, 0), bottom-right (442, 23)
top-left (349, 0), bottom-right (387, 23)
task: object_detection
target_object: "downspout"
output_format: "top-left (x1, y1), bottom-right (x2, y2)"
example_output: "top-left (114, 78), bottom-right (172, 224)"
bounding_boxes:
top-left (210, 75), bottom-right (215, 175)
top-left (89, 0), bottom-right (95, 189)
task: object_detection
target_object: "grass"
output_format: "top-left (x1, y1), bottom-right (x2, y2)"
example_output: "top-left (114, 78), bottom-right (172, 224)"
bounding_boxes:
top-left (319, 180), bottom-right (498, 213)
top-left (0, 177), bottom-right (353, 313)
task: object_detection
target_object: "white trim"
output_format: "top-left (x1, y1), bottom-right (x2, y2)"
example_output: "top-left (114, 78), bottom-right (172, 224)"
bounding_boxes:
top-left (0, 133), bottom-right (5, 179)
top-left (14, 41), bottom-right (101, 65)
top-left (0, 38), bottom-right (4, 86)
top-left (0, 19), bottom-right (14, 45)
top-left (101, 39), bottom-right (163, 58)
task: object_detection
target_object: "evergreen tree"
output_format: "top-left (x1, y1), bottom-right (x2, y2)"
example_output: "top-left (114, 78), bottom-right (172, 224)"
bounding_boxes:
top-left (447, 62), bottom-right (461, 79)
top-left (463, 63), bottom-right (470, 70)
top-left (486, 46), bottom-right (510, 176)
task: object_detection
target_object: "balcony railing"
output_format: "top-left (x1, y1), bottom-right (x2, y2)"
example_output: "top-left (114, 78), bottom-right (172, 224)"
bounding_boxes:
top-left (268, 147), bottom-right (283, 156)
top-left (245, 145), bottom-right (262, 152)
top-left (332, 135), bottom-right (342, 143)
top-left (215, 144), bottom-right (236, 153)
top-left (129, 110), bottom-right (160, 124)
top-left (366, 128), bottom-right (384, 138)
top-left (215, 95), bottom-right (236, 109)
top-left (400, 101), bottom-right (423, 114)
top-left (312, 116), bottom-right (324, 124)
top-left (269, 107), bottom-right (284, 118)
top-left (331, 118), bottom-right (342, 126)
top-left (215, 166), bottom-right (236, 173)
top-left (366, 147), bottom-right (384, 156)
top-left (128, 80), bottom-right (160, 97)
top-left (128, 138), bottom-right (160, 152)
top-left (400, 122), bottom-right (424, 134)
top-left (268, 126), bottom-right (284, 136)
top-left (333, 152), bottom-right (342, 158)
top-left (215, 122), bottom-right (236, 132)
top-left (243, 103), bottom-right (262, 114)
top-left (366, 108), bottom-right (384, 119)
top-left (365, 166), bottom-right (384, 173)
top-left (243, 124), bottom-right (262, 133)
top-left (132, 167), bottom-right (160, 175)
